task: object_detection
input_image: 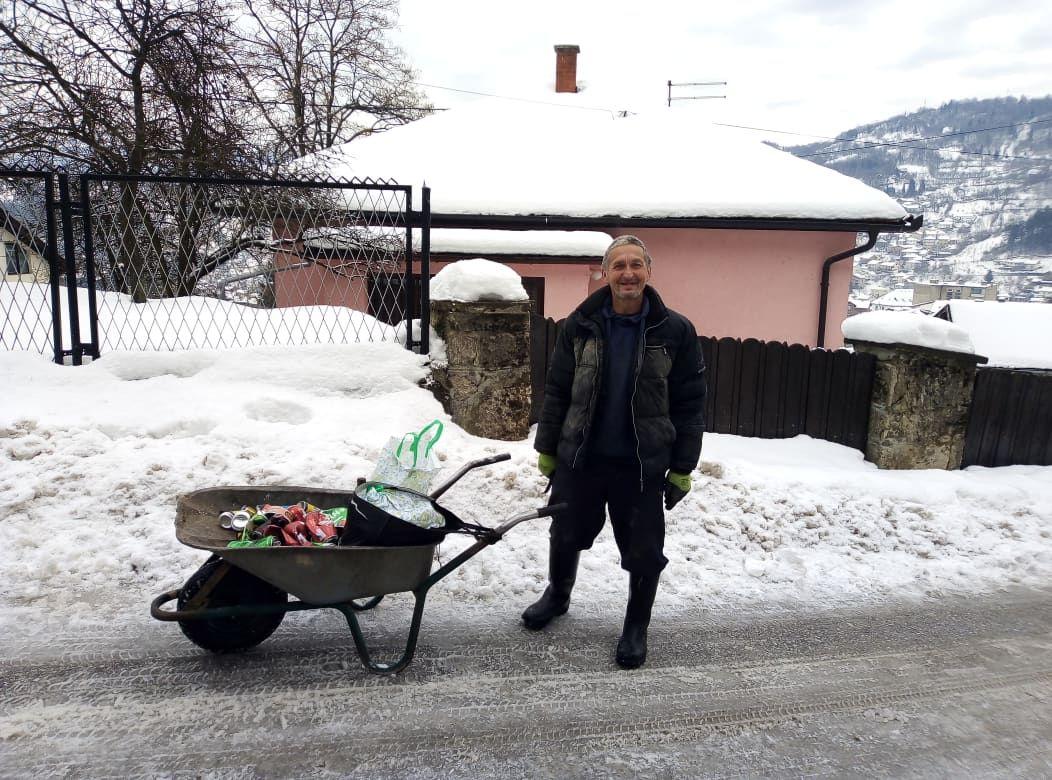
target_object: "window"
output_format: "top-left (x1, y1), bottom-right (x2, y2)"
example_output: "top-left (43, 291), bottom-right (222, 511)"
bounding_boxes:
top-left (971, 287), bottom-right (984, 295)
top-left (4, 242), bottom-right (31, 275)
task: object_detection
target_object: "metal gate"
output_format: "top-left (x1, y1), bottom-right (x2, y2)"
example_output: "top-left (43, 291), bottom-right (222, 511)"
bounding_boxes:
top-left (1, 170), bottom-right (431, 363)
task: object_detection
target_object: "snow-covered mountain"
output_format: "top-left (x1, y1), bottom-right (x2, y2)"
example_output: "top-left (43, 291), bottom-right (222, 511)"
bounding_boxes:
top-left (786, 96), bottom-right (1052, 304)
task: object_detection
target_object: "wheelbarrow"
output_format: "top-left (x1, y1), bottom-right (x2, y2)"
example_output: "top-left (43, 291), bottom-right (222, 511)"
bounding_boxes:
top-left (151, 453), bottom-right (564, 674)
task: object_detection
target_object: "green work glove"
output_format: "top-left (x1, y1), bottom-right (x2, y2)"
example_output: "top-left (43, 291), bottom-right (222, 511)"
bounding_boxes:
top-left (538, 452), bottom-right (557, 478)
top-left (534, 450), bottom-right (559, 473)
top-left (664, 471), bottom-right (691, 510)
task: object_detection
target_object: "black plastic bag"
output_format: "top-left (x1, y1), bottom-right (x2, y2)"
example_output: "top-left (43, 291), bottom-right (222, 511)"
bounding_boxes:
top-left (338, 482), bottom-right (494, 547)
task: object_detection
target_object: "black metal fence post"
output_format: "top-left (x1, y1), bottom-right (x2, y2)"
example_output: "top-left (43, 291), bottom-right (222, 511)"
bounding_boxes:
top-left (419, 185), bottom-right (431, 355)
top-left (42, 174), bottom-right (64, 364)
top-left (78, 176), bottom-right (101, 359)
top-left (402, 186), bottom-right (416, 351)
top-left (56, 173), bottom-right (83, 365)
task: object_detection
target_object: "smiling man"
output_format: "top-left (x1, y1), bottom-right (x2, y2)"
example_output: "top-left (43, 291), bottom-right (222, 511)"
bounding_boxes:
top-left (526, 235), bottom-right (707, 669)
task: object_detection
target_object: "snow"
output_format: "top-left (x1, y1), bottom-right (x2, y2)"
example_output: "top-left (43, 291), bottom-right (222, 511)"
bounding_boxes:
top-left (935, 300), bottom-right (1052, 370)
top-left (3, 338), bottom-right (1052, 633)
top-left (422, 229), bottom-right (611, 256)
top-left (842, 311), bottom-right (977, 356)
top-left (312, 102), bottom-right (908, 222)
top-left (429, 258), bottom-right (528, 302)
top-left (3, 283), bottom-right (395, 353)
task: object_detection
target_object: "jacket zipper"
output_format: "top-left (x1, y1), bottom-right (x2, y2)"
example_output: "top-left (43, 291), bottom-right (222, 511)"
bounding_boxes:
top-left (631, 316), bottom-right (668, 492)
top-left (572, 320), bottom-right (604, 469)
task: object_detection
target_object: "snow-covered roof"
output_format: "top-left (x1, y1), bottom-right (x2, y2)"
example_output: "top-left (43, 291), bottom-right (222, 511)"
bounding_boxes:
top-left (870, 288), bottom-right (916, 309)
top-left (421, 229), bottom-right (609, 256)
top-left (935, 300), bottom-right (1052, 370)
top-left (842, 311), bottom-right (977, 357)
top-left (312, 103), bottom-right (910, 224)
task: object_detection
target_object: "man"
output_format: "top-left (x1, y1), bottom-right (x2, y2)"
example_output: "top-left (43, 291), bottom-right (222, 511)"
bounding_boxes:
top-left (525, 235), bottom-right (706, 669)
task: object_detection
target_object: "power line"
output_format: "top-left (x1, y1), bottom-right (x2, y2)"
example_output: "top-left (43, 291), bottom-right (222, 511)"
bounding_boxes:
top-left (717, 117), bottom-right (1052, 143)
top-left (717, 118), bottom-right (1052, 161)
top-left (409, 81), bottom-right (631, 114)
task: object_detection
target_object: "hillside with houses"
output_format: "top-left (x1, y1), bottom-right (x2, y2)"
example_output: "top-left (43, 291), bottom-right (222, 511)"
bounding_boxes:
top-left (786, 96), bottom-right (1052, 308)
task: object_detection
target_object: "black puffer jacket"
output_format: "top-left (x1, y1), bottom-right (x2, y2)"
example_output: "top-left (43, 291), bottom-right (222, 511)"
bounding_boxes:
top-left (535, 286), bottom-right (707, 481)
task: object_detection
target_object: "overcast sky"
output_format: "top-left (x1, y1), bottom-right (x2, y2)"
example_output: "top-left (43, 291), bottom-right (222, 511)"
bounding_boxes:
top-left (393, 0), bottom-right (1051, 143)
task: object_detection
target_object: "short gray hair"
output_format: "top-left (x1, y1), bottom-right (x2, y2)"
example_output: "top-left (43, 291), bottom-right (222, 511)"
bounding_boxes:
top-left (602, 235), bottom-right (652, 270)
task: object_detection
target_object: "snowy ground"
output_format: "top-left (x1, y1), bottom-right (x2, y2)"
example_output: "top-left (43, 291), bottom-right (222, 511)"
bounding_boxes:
top-left (3, 342), bottom-right (1051, 640)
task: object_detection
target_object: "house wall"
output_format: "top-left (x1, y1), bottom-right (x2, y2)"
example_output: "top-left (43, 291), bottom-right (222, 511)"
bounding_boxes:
top-left (609, 228), bottom-right (858, 348)
top-left (273, 228), bottom-right (859, 348)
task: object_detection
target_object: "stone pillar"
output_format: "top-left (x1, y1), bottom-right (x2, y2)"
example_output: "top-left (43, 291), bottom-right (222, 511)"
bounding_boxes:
top-left (429, 299), bottom-right (532, 441)
top-left (846, 339), bottom-right (987, 470)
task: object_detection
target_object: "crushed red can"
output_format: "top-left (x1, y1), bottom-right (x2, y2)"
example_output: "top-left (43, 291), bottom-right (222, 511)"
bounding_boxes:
top-left (303, 511), bottom-right (338, 544)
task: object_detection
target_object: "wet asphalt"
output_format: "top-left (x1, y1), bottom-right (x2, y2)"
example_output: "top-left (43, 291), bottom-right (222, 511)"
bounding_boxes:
top-left (2, 587), bottom-right (1051, 778)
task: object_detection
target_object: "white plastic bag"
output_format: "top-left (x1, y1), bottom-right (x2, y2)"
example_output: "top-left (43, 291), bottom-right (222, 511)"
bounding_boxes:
top-left (369, 419), bottom-right (443, 493)
top-left (365, 419), bottom-right (444, 528)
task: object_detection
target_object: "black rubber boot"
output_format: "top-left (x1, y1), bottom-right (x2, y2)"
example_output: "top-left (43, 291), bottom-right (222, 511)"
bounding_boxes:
top-left (615, 573), bottom-right (660, 669)
top-left (522, 543), bottom-right (580, 630)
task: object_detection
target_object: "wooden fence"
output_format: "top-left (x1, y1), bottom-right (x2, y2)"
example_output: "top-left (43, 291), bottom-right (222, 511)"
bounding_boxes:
top-left (530, 316), bottom-right (876, 452)
top-left (963, 367), bottom-right (1052, 467)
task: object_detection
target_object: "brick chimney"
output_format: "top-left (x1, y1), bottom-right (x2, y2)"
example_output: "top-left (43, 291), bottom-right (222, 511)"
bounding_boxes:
top-left (554, 45), bottom-right (580, 93)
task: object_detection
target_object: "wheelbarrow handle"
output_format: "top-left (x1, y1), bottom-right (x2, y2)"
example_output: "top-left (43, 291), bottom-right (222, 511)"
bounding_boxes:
top-left (494, 502), bottom-right (568, 536)
top-left (428, 453), bottom-right (512, 500)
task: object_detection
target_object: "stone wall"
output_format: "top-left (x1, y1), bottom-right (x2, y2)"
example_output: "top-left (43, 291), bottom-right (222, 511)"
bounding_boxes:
top-left (429, 299), bottom-right (532, 441)
top-left (847, 339), bottom-right (987, 470)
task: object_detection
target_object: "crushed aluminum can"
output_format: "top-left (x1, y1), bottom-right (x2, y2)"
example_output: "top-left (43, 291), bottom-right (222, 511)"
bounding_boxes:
top-left (285, 520), bottom-right (311, 546)
top-left (229, 510), bottom-right (252, 531)
top-left (219, 509), bottom-right (254, 532)
top-left (304, 511), bottom-right (338, 544)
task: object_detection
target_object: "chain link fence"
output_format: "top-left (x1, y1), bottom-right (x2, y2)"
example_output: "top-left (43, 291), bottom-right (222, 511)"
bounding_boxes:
top-left (1, 171), bottom-right (56, 356)
top-left (1, 171), bottom-right (428, 362)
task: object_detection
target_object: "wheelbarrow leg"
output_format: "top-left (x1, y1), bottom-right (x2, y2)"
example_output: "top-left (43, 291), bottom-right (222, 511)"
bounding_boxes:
top-left (336, 589), bottom-right (429, 675)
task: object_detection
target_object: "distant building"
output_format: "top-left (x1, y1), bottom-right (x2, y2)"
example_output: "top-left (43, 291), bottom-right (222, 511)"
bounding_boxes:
top-left (912, 280), bottom-right (998, 305)
top-left (846, 296), bottom-right (870, 317)
top-left (871, 288), bottom-right (918, 311)
top-left (1, 206), bottom-right (49, 283)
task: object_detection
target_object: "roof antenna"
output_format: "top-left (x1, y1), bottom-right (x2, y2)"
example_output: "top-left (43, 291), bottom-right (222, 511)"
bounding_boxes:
top-left (667, 80), bottom-right (727, 107)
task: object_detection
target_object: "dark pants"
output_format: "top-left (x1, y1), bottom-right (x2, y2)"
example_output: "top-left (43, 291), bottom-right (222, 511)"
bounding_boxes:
top-left (548, 459), bottom-right (668, 576)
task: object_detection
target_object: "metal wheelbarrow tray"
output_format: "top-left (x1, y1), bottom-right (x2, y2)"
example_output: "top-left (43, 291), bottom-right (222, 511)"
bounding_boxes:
top-left (151, 454), bottom-right (564, 674)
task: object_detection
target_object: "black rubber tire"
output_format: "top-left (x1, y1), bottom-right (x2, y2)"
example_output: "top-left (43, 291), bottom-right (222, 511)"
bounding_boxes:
top-left (177, 558), bottom-right (287, 653)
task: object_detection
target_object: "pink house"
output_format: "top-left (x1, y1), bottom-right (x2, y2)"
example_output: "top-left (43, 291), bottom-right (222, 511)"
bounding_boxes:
top-left (295, 47), bottom-right (919, 348)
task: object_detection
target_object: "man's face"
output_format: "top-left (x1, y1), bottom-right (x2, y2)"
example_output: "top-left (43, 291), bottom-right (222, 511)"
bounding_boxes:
top-left (603, 244), bottom-right (651, 308)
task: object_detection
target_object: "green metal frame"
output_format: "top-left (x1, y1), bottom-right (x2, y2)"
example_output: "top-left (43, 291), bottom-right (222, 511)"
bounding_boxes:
top-left (151, 503), bottom-right (563, 674)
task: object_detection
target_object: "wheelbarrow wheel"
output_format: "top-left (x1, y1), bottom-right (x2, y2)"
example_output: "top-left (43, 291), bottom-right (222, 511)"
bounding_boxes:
top-left (177, 558), bottom-right (287, 653)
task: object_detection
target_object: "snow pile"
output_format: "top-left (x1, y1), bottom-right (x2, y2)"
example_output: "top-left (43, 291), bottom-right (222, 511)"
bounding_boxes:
top-left (843, 311), bottom-right (976, 356)
top-left (2, 283), bottom-right (395, 354)
top-left (316, 102), bottom-right (908, 222)
top-left (429, 258), bottom-right (528, 302)
top-left (934, 300), bottom-right (1052, 370)
top-left (2, 345), bottom-right (1051, 633)
top-left (394, 318), bottom-right (447, 366)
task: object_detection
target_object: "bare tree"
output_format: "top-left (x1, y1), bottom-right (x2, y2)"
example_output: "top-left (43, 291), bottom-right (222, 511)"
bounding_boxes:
top-left (0, 0), bottom-right (254, 176)
top-left (236, 0), bottom-right (430, 161)
top-left (1, 0), bottom-right (289, 299)
top-left (0, 0), bottom-right (425, 301)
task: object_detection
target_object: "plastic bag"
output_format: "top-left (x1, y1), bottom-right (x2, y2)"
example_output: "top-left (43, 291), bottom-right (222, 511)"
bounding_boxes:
top-left (369, 419), bottom-right (443, 495)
